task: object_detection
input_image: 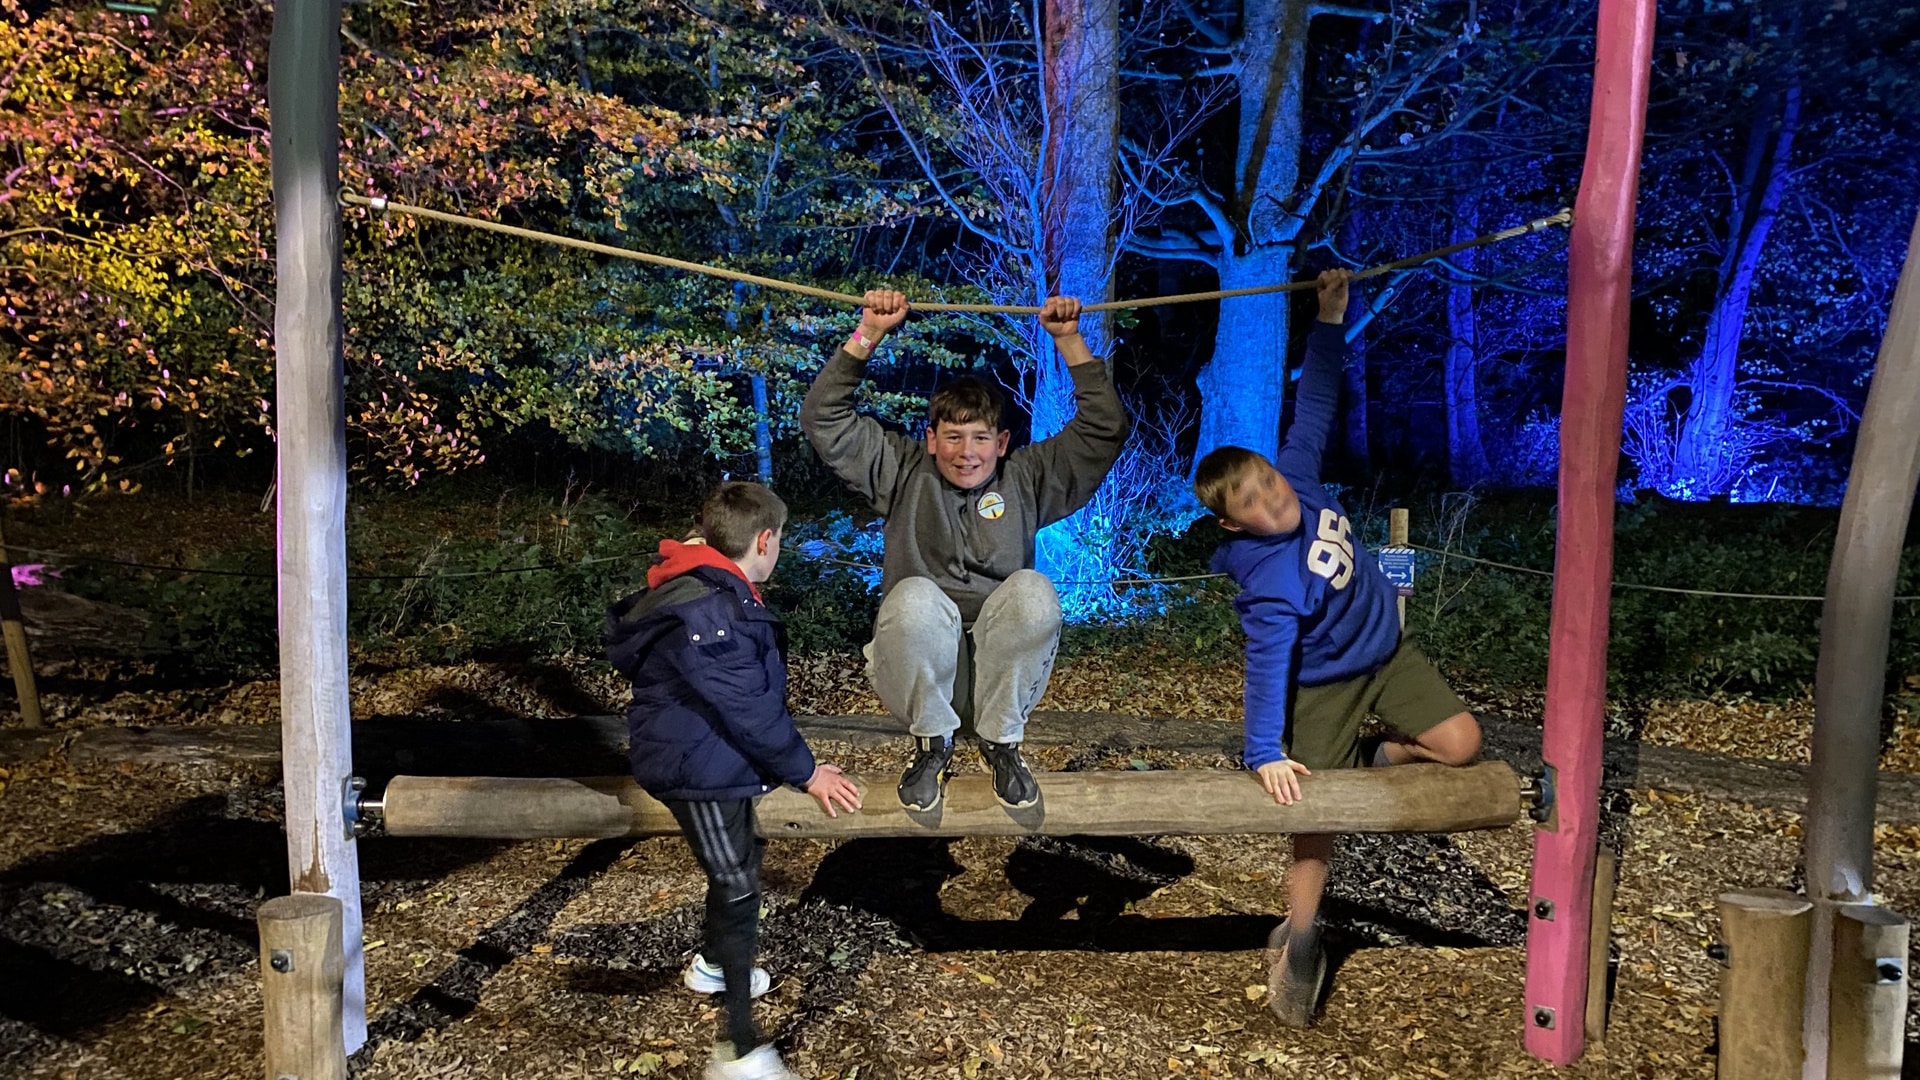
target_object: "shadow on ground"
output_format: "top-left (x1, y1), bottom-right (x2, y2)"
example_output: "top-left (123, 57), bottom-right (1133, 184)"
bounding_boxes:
top-left (0, 793), bottom-right (512, 1073)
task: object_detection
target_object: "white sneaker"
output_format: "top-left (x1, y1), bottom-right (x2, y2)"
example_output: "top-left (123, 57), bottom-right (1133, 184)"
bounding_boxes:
top-left (703, 1043), bottom-right (798, 1080)
top-left (683, 954), bottom-right (772, 998)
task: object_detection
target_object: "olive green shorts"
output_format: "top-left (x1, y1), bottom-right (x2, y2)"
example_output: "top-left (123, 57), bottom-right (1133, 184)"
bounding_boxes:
top-left (1283, 641), bottom-right (1469, 771)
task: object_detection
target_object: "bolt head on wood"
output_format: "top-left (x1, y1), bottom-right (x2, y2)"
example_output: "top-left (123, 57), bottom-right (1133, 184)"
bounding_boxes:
top-left (270, 949), bottom-right (294, 973)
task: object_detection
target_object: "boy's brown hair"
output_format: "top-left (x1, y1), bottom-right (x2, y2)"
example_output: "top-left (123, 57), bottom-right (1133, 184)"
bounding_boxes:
top-left (928, 377), bottom-right (1005, 432)
top-left (1192, 446), bottom-right (1269, 518)
top-left (699, 481), bottom-right (788, 559)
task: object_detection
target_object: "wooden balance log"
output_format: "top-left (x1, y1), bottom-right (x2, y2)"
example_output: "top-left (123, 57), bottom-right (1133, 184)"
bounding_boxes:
top-left (370, 761), bottom-right (1525, 840)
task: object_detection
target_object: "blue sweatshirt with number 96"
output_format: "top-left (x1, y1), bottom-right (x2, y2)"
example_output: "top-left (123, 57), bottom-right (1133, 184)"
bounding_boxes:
top-left (1208, 322), bottom-right (1403, 770)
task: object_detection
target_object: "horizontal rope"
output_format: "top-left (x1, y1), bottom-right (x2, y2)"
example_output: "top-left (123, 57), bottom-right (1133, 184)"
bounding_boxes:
top-left (1409, 543), bottom-right (1920, 602)
top-left (339, 190), bottom-right (1570, 315)
top-left (6, 544), bottom-right (651, 582)
top-left (19, 537), bottom-right (1911, 602)
top-left (809, 553), bottom-right (1228, 588)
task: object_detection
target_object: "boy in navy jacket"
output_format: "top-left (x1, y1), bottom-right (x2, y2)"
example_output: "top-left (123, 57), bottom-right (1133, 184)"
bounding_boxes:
top-left (604, 481), bottom-right (862, 1080)
top-left (1193, 269), bottom-right (1482, 1028)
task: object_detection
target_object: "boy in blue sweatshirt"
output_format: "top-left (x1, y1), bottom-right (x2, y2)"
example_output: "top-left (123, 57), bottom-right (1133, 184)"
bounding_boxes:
top-left (603, 481), bottom-right (863, 1080)
top-left (1193, 269), bottom-right (1482, 1028)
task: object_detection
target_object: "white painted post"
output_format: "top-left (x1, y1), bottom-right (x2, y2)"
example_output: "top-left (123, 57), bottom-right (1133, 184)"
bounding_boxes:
top-left (269, 0), bottom-right (364, 1051)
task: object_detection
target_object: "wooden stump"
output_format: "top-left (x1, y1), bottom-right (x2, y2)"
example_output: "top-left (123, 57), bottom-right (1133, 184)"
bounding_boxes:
top-left (258, 893), bottom-right (347, 1080)
top-left (1716, 888), bottom-right (1812, 1080)
top-left (1826, 901), bottom-right (1907, 1079)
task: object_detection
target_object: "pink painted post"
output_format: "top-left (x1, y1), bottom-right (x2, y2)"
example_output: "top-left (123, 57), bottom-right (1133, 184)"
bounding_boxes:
top-left (1522, 0), bottom-right (1655, 1065)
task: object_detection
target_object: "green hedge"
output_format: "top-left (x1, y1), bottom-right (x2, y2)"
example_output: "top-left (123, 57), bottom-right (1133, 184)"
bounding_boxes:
top-left (53, 490), bottom-right (1920, 702)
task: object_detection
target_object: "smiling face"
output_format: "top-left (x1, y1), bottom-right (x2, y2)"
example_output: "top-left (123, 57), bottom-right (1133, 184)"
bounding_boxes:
top-left (1218, 458), bottom-right (1303, 537)
top-left (926, 420), bottom-right (1011, 489)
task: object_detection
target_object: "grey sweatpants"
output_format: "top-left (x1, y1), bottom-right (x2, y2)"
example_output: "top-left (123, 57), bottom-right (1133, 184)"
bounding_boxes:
top-left (862, 571), bottom-right (1062, 743)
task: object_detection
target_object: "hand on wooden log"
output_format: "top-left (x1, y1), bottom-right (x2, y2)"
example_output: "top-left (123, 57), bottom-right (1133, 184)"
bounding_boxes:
top-left (805, 763), bottom-right (863, 818)
top-left (1257, 759), bottom-right (1312, 805)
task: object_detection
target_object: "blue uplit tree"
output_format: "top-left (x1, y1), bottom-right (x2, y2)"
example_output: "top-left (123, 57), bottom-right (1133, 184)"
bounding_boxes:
top-left (1129, 1), bottom-right (1589, 468)
top-left (825, 0), bottom-right (1214, 615)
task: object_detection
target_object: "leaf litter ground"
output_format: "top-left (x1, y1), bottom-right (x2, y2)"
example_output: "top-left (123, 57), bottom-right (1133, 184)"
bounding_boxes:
top-left (5, 652), bottom-right (1920, 1078)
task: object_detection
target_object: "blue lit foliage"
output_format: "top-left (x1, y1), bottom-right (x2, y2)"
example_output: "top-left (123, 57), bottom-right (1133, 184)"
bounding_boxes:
top-left (1624, 4), bottom-right (1920, 504)
top-left (1039, 399), bottom-right (1205, 621)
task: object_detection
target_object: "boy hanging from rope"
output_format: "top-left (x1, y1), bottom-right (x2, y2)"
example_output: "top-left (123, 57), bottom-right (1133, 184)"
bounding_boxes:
top-left (1192, 268), bottom-right (1483, 1027)
top-left (801, 291), bottom-right (1129, 811)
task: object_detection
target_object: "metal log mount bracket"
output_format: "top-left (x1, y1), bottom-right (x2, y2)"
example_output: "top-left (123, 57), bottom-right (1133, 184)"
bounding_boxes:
top-left (343, 776), bottom-right (379, 839)
top-left (1524, 763), bottom-right (1558, 824)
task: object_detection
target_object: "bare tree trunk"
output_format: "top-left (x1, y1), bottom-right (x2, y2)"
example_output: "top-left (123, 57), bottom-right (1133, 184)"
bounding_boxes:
top-left (1669, 80), bottom-right (1800, 495)
top-left (1444, 196), bottom-right (1490, 486)
top-left (1041, 0), bottom-right (1119, 369)
top-left (1191, 0), bottom-right (1312, 465)
top-left (1034, 0), bottom-right (1119, 590)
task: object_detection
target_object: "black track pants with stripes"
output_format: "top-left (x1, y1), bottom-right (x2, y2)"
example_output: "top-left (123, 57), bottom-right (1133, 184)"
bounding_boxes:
top-left (664, 797), bottom-right (766, 1057)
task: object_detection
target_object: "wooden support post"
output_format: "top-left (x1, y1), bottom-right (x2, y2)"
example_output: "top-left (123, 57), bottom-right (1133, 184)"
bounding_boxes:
top-left (258, 893), bottom-right (347, 1080)
top-left (1827, 902), bottom-right (1908, 1079)
top-left (377, 762), bottom-right (1525, 840)
top-left (1584, 850), bottom-right (1616, 1043)
top-left (1523, 0), bottom-right (1654, 1064)
top-left (0, 521), bottom-right (44, 728)
top-left (1716, 888), bottom-right (1811, 1080)
top-left (1389, 507), bottom-right (1409, 629)
top-left (1802, 205), bottom-right (1920, 1078)
top-left (270, 0), bottom-right (363, 1050)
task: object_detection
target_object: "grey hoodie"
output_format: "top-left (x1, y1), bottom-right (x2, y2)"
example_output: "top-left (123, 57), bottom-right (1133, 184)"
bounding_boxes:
top-left (801, 349), bottom-right (1129, 623)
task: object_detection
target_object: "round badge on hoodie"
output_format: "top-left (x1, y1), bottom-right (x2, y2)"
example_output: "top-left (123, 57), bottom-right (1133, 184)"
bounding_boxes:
top-left (977, 491), bottom-right (1006, 520)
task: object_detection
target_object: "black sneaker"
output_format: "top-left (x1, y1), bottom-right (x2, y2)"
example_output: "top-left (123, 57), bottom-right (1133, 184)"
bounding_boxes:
top-left (979, 740), bottom-right (1039, 809)
top-left (898, 735), bottom-right (955, 811)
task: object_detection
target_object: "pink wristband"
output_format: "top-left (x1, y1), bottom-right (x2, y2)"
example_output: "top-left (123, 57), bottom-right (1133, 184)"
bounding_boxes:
top-left (847, 330), bottom-right (874, 353)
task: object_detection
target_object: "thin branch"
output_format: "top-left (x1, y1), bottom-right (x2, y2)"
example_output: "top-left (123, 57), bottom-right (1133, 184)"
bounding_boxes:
top-left (1308, 3), bottom-right (1385, 21)
top-left (1168, 0), bottom-right (1231, 47)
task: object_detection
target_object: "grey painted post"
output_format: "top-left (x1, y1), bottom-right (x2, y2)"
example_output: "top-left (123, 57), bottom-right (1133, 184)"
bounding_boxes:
top-left (269, 0), bottom-right (365, 1050)
top-left (1802, 206), bottom-right (1920, 1077)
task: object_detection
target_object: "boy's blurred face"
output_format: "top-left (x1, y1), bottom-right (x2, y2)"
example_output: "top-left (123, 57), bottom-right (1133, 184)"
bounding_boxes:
top-left (1218, 460), bottom-right (1303, 537)
top-left (926, 420), bottom-right (1011, 489)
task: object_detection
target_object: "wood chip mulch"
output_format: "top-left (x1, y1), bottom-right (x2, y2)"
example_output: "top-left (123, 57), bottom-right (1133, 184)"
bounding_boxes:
top-left (7, 646), bottom-right (1920, 1078)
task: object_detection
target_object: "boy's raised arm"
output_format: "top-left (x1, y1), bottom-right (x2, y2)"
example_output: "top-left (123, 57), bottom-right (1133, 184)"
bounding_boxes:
top-left (1024, 297), bottom-right (1131, 525)
top-left (1273, 270), bottom-right (1351, 484)
top-left (800, 290), bottom-right (916, 512)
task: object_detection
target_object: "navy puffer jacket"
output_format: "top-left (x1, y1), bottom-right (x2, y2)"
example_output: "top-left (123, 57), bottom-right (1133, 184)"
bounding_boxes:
top-left (603, 541), bottom-right (815, 801)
